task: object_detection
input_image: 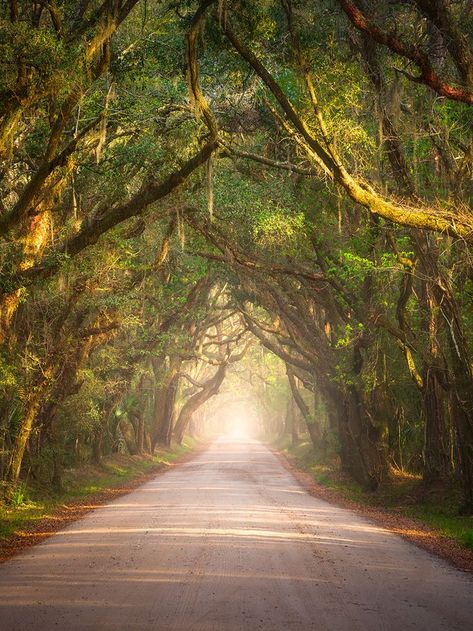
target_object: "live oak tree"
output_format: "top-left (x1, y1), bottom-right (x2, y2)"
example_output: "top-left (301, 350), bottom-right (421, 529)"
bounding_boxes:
top-left (1, 0), bottom-right (473, 513)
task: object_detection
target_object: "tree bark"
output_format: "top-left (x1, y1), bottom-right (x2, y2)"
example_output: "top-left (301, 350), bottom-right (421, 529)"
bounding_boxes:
top-left (153, 358), bottom-right (182, 448)
top-left (7, 375), bottom-right (51, 486)
top-left (174, 364), bottom-right (226, 444)
top-left (286, 366), bottom-right (320, 448)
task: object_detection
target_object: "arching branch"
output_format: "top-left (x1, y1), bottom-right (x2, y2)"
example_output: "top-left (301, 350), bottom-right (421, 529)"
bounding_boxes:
top-left (338, 0), bottom-right (473, 104)
top-left (221, 15), bottom-right (473, 239)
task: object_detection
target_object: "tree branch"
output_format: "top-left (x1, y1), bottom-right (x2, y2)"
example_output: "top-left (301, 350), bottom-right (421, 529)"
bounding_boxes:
top-left (338, 0), bottom-right (473, 104)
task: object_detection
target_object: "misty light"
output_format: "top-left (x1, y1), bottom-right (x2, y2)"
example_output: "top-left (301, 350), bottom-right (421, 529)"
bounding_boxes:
top-left (223, 401), bottom-right (256, 439)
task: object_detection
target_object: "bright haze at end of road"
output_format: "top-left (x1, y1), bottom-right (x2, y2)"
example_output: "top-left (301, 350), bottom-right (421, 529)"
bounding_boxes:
top-left (0, 439), bottom-right (471, 631)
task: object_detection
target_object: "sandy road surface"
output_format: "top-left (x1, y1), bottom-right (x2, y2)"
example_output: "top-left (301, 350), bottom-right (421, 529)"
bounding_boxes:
top-left (0, 439), bottom-right (471, 631)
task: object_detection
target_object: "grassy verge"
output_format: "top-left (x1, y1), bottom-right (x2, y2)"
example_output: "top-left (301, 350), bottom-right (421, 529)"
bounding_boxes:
top-left (280, 439), bottom-right (473, 551)
top-left (0, 440), bottom-right (195, 544)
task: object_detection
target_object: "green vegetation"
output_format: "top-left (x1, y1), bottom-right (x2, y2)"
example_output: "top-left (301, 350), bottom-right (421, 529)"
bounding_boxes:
top-left (282, 440), bottom-right (473, 551)
top-left (0, 441), bottom-right (194, 542)
top-left (1, 0), bottom-right (473, 536)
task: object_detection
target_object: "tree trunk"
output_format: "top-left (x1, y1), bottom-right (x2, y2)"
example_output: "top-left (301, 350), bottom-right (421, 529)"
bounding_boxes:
top-left (7, 375), bottom-right (51, 486)
top-left (283, 397), bottom-right (293, 441)
top-left (422, 368), bottom-right (450, 483)
top-left (418, 242), bottom-right (473, 512)
top-left (51, 443), bottom-right (63, 493)
top-left (449, 370), bottom-right (473, 514)
top-left (342, 386), bottom-right (388, 491)
top-left (154, 372), bottom-right (180, 448)
top-left (137, 414), bottom-right (145, 454)
top-left (291, 399), bottom-right (299, 446)
top-left (174, 364), bottom-right (226, 444)
top-left (151, 356), bottom-right (180, 449)
top-left (92, 431), bottom-right (103, 465)
top-left (286, 366), bottom-right (320, 448)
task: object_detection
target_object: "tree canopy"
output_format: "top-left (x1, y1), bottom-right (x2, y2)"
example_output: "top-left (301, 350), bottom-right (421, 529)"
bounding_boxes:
top-left (1, 0), bottom-right (473, 514)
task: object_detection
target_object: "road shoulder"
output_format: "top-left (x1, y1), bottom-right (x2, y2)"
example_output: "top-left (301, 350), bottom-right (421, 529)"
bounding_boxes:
top-left (272, 445), bottom-right (473, 574)
top-left (0, 443), bottom-right (206, 564)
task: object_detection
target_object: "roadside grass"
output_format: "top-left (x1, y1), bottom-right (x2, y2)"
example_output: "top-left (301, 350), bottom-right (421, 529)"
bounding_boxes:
top-left (279, 439), bottom-right (473, 551)
top-left (0, 440), bottom-right (194, 543)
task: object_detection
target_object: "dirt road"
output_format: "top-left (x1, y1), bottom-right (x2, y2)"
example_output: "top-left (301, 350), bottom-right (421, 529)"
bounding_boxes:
top-left (0, 439), bottom-right (471, 630)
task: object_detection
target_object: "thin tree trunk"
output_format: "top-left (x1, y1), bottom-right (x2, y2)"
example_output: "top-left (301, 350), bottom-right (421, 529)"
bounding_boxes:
top-left (422, 368), bottom-right (449, 482)
top-left (7, 377), bottom-right (50, 486)
top-left (286, 366), bottom-right (320, 448)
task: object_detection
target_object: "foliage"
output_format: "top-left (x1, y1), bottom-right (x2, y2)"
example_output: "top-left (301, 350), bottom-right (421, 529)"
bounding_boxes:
top-left (1, 0), bottom-right (473, 522)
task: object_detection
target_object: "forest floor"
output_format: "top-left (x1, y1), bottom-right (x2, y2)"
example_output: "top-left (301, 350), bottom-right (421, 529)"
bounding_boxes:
top-left (0, 440), bottom-right (198, 564)
top-left (276, 440), bottom-right (473, 573)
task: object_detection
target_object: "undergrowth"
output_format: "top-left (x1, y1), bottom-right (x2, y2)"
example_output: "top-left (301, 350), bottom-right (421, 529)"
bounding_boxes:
top-left (280, 439), bottom-right (473, 551)
top-left (0, 440), bottom-right (194, 542)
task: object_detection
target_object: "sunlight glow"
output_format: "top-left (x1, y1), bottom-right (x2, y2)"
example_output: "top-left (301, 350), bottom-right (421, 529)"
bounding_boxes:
top-left (222, 401), bottom-right (256, 438)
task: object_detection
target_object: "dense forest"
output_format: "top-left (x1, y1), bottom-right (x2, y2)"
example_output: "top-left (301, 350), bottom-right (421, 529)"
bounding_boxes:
top-left (1, 0), bottom-right (473, 515)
